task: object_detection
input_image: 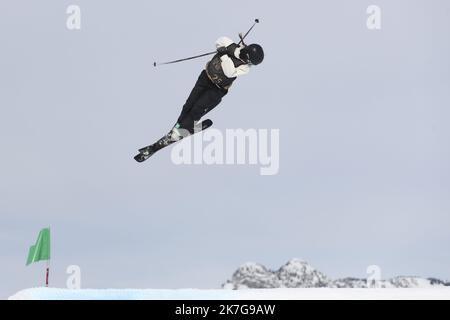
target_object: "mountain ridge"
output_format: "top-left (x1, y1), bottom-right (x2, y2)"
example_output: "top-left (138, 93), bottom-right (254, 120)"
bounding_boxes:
top-left (223, 258), bottom-right (450, 289)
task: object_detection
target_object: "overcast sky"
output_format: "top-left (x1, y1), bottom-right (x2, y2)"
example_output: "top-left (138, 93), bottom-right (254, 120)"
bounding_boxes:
top-left (1, 0), bottom-right (449, 298)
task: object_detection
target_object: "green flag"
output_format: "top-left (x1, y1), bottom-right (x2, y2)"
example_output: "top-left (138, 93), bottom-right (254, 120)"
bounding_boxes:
top-left (26, 228), bottom-right (51, 266)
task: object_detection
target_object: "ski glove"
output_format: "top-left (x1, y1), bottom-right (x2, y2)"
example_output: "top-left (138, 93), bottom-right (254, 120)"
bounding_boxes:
top-left (226, 43), bottom-right (239, 58)
top-left (217, 46), bottom-right (228, 55)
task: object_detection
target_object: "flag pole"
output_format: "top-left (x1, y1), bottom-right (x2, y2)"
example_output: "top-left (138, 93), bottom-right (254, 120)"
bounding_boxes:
top-left (45, 226), bottom-right (50, 287)
top-left (45, 259), bottom-right (50, 287)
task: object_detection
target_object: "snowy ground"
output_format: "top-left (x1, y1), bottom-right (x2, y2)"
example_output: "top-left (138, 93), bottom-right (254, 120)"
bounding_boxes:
top-left (9, 287), bottom-right (450, 300)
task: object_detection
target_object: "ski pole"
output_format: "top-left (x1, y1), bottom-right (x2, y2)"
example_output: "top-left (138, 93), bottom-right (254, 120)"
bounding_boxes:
top-left (153, 19), bottom-right (260, 67)
top-left (238, 33), bottom-right (247, 46)
top-left (153, 51), bottom-right (216, 67)
top-left (238, 18), bottom-right (259, 46)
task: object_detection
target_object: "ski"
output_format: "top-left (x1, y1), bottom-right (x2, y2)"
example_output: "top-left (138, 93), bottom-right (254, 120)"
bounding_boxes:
top-left (134, 119), bottom-right (213, 163)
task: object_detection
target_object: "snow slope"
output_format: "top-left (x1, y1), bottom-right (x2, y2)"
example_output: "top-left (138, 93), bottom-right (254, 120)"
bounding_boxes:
top-left (9, 287), bottom-right (450, 300)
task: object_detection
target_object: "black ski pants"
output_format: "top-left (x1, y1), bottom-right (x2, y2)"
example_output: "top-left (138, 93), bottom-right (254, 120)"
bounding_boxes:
top-left (177, 70), bottom-right (228, 132)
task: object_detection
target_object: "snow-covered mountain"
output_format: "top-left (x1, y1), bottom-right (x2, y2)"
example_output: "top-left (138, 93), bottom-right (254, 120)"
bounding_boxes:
top-left (332, 276), bottom-right (442, 288)
top-left (225, 262), bottom-right (282, 289)
top-left (223, 259), bottom-right (450, 289)
top-left (276, 259), bottom-right (329, 288)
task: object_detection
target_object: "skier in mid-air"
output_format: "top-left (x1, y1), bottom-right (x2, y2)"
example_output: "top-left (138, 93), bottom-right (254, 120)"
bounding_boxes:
top-left (135, 36), bottom-right (264, 162)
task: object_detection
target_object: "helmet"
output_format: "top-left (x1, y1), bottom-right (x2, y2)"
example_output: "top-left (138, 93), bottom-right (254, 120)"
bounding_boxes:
top-left (240, 44), bottom-right (264, 65)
